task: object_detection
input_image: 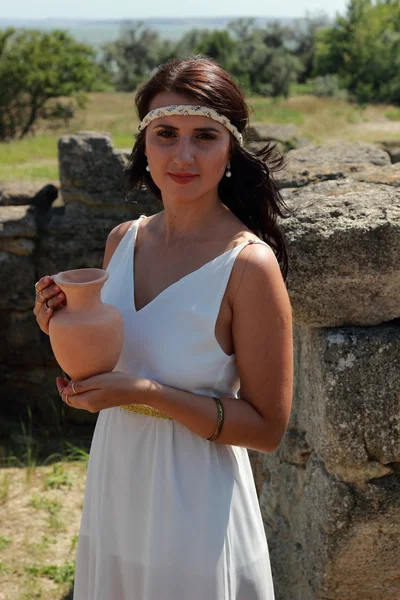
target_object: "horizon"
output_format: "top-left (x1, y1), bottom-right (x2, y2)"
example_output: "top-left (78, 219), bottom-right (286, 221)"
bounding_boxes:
top-left (1, 0), bottom-right (349, 20)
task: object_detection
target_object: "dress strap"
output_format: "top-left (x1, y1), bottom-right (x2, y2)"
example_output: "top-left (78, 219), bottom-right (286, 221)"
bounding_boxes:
top-left (245, 237), bottom-right (272, 248)
top-left (128, 214), bottom-right (146, 232)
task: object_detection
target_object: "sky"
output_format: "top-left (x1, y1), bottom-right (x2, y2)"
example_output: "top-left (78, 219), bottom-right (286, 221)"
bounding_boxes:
top-left (2, 0), bottom-right (349, 20)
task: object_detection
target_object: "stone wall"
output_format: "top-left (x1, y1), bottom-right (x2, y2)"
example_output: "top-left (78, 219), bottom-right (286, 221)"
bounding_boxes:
top-left (1, 130), bottom-right (399, 599)
top-left (0, 132), bottom-right (159, 427)
top-left (249, 141), bottom-right (400, 599)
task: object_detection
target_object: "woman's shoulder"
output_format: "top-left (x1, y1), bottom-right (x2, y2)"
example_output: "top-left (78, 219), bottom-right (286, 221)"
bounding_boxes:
top-left (102, 219), bottom-right (138, 270)
top-left (110, 219), bottom-right (137, 238)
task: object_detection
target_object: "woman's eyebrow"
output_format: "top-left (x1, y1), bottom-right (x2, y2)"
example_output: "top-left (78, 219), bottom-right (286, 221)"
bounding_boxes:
top-left (152, 123), bottom-right (220, 133)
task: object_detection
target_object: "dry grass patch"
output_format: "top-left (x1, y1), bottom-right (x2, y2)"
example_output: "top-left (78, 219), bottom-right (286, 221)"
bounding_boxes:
top-left (0, 461), bottom-right (86, 600)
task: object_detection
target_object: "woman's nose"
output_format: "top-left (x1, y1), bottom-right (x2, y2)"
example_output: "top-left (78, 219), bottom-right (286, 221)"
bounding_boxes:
top-left (172, 138), bottom-right (194, 166)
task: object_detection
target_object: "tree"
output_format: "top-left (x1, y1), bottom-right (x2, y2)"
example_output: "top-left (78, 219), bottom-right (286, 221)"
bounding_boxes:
top-left (314, 0), bottom-right (400, 103)
top-left (0, 28), bottom-right (104, 140)
top-left (227, 19), bottom-right (303, 96)
top-left (102, 21), bottom-right (171, 91)
top-left (173, 28), bottom-right (211, 58)
top-left (290, 12), bottom-right (331, 83)
top-left (194, 30), bottom-right (238, 72)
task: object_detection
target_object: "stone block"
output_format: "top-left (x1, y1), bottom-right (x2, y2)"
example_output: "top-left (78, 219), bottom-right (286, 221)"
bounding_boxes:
top-left (275, 141), bottom-right (391, 188)
top-left (35, 198), bottom-right (159, 276)
top-left (0, 366), bottom-right (97, 426)
top-left (0, 237), bottom-right (35, 256)
top-left (0, 252), bottom-right (36, 310)
top-left (58, 131), bottom-right (129, 209)
top-left (35, 212), bottom-right (124, 276)
top-left (377, 140), bottom-right (400, 164)
top-left (249, 451), bottom-right (400, 600)
top-left (0, 181), bottom-right (45, 206)
top-left (279, 178), bottom-right (400, 326)
top-left (0, 205), bottom-right (36, 238)
top-left (289, 323), bottom-right (400, 483)
top-left (0, 310), bottom-right (43, 366)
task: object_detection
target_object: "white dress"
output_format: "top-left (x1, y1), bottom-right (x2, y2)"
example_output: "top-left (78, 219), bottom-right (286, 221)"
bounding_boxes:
top-left (73, 215), bottom-right (276, 599)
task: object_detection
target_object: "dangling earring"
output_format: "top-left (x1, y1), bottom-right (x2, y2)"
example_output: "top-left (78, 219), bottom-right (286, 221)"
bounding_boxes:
top-left (225, 161), bottom-right (232, 178)
top-left (146, 160), bottom-right (150, 172)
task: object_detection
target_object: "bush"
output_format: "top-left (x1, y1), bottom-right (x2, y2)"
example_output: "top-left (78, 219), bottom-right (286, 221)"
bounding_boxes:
top-left (313, 74), bottom-right (349, 100)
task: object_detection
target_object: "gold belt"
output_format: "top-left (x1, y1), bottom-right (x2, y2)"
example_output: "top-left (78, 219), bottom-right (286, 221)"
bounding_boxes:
top-left (118, 403), bottom-right (172, 420)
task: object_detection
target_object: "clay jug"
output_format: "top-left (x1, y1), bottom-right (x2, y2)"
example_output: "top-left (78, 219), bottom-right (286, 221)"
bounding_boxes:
top-left (48, 268), bottom-right (124, 381)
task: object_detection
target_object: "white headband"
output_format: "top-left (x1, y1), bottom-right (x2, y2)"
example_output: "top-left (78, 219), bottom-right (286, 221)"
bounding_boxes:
top-left (137, 104), bottom-right (244, 146)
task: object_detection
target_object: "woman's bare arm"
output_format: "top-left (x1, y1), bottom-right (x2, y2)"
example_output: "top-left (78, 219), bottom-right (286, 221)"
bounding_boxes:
top-left (142, 243), bottom-right (293, 453)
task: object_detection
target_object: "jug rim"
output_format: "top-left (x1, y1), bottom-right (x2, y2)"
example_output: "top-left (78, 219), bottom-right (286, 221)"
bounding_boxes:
top-left (53, 268), bottom-right (109, 287)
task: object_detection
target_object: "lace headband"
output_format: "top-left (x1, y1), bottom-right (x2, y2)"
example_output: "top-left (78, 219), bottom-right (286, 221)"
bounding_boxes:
top-left (137, 104), bottom-right (244, 146)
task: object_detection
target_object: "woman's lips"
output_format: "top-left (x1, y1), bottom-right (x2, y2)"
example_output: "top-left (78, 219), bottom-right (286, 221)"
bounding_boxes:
top-left (168, 173), bottom-right (199, 184)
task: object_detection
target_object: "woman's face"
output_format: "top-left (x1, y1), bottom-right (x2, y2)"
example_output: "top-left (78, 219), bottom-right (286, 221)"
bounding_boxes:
top-left (144, 92), bottom-right (231, 203)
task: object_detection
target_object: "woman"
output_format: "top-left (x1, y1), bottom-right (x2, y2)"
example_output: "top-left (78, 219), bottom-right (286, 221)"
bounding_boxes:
top-left (34, 55), bottom-right (293, 599)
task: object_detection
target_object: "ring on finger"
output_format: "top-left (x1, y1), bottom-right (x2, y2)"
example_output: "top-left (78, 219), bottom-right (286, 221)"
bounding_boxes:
top-left (71, 382), bottom-right (77, 395)
top-left (65, 394), bottom-right (72, 406)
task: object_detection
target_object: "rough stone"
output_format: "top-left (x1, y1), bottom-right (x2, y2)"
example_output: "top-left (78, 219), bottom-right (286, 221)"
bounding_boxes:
top-left (0, 252), bottom-right (36, 310)
top-left (36, 212), bottom-right (129, 276)
top-left (279, 178), bottom-right (400, 326)
top-left (0, 310), bottom-right (44, 366)
top-left (0, 237), bottom-right (35, 256)
top-left (246, 140), bottom-right (286, 157)
top-left (58, 131), bottom-right (130, 209)
top-left (275, 141), bottom-right (391, 188)
top-left (245, 122), bottom-right (312, 154)
top-left (0, 365), bottom-right (98, 426)
top-left (388, 146), bottom-right (400, 163)
top-left (290, 324), bottom-right (400, 483)
top-left (0, 181), bottom-right (46, 206)
top-left (0, 205), bottom-right (36, 238)
top-left (377, 140), bottom-right (400, 164)
top-left (249, 451), bottom-right (400, 600)
top-left (349, 162), bottom-right (400, 187)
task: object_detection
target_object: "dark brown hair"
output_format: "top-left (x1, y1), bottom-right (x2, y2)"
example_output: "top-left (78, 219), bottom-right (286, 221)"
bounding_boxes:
top-left (124, 54), bottom-right (293, 282)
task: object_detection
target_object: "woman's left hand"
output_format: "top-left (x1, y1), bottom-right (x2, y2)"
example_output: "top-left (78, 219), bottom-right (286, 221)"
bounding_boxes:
top-left (56, 371), bottom-right (150, 412)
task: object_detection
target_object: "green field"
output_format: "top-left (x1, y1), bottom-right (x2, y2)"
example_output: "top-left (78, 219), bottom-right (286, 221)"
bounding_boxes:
top-left (1, 91), bottom-right (400, 186)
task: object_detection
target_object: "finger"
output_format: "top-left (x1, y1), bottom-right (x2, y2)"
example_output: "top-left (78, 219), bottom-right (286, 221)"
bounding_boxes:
top-left (63, 378), bottom-right (91, 395)
top-left (34, 275), bottom-right (53, 294)
top-left (35, 288), bottom-right (48, 305)
top-left (56, 377), bottom-right (69, 393)
top-left (33, 297), bottom-right (53, 321)
top-left (44, 292), bottom-right (65, 310)
top-left (41, 300), bottom-right (53, 317)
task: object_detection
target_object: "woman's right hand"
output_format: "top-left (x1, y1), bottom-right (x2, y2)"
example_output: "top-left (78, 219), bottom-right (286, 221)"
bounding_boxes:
top-left (33, 275), bottom-right (66, 335)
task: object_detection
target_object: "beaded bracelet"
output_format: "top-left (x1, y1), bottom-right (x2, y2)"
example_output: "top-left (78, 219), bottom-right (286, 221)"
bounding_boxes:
top-left (207, 396), bottom-right (225, 441)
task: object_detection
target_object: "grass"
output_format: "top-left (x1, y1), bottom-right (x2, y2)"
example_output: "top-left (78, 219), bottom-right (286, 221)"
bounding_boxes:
top-left (1, 91), bottom-right (400, 185)
top-left (0, 431), bottom-right (90, 600)
top-left (248, 96), bottom-right (305, 125)
top-left (44, 463), bottom-right (73, 490)
top-left (386, 108), bottom-right (400, 121)
top-left (25, 560), bottom-right (75, 585)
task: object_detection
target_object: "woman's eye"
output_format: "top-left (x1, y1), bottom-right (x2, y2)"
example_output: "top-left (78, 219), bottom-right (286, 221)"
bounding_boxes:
top-left (197, 133), bottom-right (215, 141)
top-left (157, 131), bottom-right (175, 138)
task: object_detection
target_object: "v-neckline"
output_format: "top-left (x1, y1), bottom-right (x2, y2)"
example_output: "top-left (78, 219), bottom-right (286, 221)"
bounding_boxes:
top-left (131, 217), bottom-right (250, 315)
